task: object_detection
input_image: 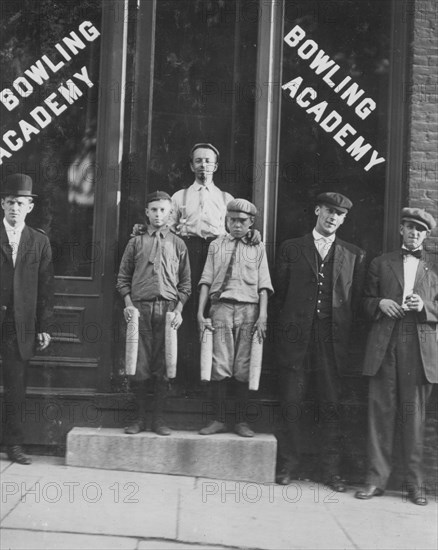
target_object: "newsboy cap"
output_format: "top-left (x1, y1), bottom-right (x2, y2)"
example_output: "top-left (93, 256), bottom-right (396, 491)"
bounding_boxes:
top-left (227, 198), bottom-right (257, 216)
top-left (316, 192), bottom-right (352, 213)
top-left (401, 207), bottom-right (436, 231)
top-left (1, 173), bottom-right (37, 197)
top-left (190, 143), bottom-right (220, 161)
top-left (145, 190), bottom-right (172, 205)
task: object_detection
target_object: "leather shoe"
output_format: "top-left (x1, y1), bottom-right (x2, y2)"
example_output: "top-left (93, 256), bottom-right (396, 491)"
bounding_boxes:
top-left (234, 422), bottom-right (255, 438)
top-left (7, 445), bottom-right (32, 465)
top-left (407, 488), bottom-right (428, 506)
top-left (152, 419), bottom-right (171, 436)
top-left (276, 468), bottom-right (294, 485)
top-left (355, 485), bottom-right (385, 500)
top-left (325, 475), bottom-right (347, 493)
top-left (124, 420), bottom-right (146, 434)
top-left (199, 420), bottom-right (227, 435)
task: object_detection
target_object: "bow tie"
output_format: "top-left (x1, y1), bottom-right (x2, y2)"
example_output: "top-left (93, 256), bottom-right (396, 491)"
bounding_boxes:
top-left (402, 248), bottom-right (422, 259)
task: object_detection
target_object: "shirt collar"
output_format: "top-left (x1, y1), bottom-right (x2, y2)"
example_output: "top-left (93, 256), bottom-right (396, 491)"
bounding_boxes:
top-left (401, 245), bottom-right (422, 252)
top-left (3, 218), bottom-right (25, 234)
top-left (193, 181), bottom-right (214, 192)
top-left (146, 225), bottom-right (170, 237)
top-left (312, 228), bottom-right (335, 244)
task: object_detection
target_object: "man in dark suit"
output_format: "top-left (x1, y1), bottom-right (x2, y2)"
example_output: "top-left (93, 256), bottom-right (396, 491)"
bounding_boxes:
top-left (1, 174), bottom-right (54, 464)
top-left (275, 192), bottom-right (366, 491)
top-left (355, 208), bottom-right (437, 506)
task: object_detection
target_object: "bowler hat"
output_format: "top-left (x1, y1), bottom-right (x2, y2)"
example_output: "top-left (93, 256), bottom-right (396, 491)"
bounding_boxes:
top-left (145, 190), bottom-right (172, 206)
top-left (1, 174), bottom-right (37, 197)
top-left (401, 207), bottom-right (436, 231)
top-left (227, 198), bottom-right (257, 216)
top-left (316, 192), bottom-right (352, 213)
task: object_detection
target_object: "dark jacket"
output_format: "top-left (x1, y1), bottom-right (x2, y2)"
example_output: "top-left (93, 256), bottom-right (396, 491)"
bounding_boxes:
top-left (1, 224), bottom-right (54, 360)
top-left (274, 232), bottom-right (366, 372)
top-left (362, 250), bottom-right (438, 383)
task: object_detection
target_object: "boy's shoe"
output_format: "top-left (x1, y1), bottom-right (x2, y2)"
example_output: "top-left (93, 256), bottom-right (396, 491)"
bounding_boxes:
top-left (199, 420), bottom-right (227, 435)
top-left (7, 445), bottom-right (32, 465)
top-left (124, 420), bottom-right (146, 434)
top-left (234, 422), bottom-right (254, 438)
top-left (152, 418), bottom-right (171, 436)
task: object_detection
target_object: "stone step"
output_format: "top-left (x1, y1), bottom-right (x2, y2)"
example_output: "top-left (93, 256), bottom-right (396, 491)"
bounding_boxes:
top-left (66, 427), bottom-right (277, 483)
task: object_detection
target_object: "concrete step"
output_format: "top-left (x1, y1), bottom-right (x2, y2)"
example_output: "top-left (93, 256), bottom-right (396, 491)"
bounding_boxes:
top-left (66, 427), bottom-right (276, 483)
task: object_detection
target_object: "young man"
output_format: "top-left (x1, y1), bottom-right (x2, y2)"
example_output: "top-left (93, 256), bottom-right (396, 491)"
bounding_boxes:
top-left (355, 208), bottom-right (437, 506)
top-left (197, 199), bottom-right (273, 437)
top-left (274, 192), bottom-right (366, 490)
top-left (1, 174), bottom-right (54, 464)
top-left (117, 191), bottom-right (191, 435)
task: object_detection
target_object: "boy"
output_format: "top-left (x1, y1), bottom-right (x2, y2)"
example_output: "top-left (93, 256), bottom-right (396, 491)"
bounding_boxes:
top-left (116, 191), bottom-right (191, 435)
top-left (197, 199), bottom-right (273, 437)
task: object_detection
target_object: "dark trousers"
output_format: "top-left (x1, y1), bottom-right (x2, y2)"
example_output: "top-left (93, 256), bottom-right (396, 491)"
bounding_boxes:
top-left (366, 314), bottom-right (432, 490)
top-left (130, 378), bottom-right (169, 424)
top-left (1, 317), bottom-right (28, 446)
top-left (178, 236), bottom-right (215, 388)
top-left (276, 317), bottom-right (343, 478)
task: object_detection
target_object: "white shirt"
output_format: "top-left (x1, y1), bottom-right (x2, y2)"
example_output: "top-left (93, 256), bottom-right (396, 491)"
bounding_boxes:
top-left (3, 218), bottom-right (25, 266)
top-left (401, 246), bottom-right (421, 309)
top-left (313, 229), bottom-right (335, 260)
top-left (170, 181), bottom-right (233, 239)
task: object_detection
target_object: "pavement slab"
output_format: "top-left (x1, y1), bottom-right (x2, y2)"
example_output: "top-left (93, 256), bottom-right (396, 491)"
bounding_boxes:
top-left (0, 529), bottom-right (138, 549)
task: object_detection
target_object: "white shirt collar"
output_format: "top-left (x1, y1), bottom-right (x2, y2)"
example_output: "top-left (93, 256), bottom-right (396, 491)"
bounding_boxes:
top-left (312, 228), bottom-right (335, 243)
top-left (193, 181), bottom-right (214, 191)
top-left (3, 218), bottom-right (25, 235)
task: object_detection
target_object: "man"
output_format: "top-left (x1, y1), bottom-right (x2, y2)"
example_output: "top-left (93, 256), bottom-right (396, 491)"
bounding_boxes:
top-left (169, 143), bottom-right (233, 386)
top-left (355, 208), bottom-right (437, 506)
top-left (1, 174), bottom-right (54, 464)
top-left (275, 192), bottom-right (366, 491)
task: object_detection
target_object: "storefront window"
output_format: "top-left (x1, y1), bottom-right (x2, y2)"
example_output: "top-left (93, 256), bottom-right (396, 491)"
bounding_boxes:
top-left (148, 0), bottom-right (258, 199)
top-left (277, 0), bottom-right (391, 257)
top-left (0, 0), bottom-right (102, 277)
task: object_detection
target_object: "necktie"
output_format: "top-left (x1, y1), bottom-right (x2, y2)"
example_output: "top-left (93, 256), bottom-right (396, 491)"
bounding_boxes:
top-left (199, 186), bottom-right (206, 209)
top-left (316, 237), bottom-right (331, 260)
top-left (149, 230), bottom-right (162, 271)
top-left (402, 248), bottom-right (422, 259)
top-left (217, 238), bottom-right (239, 297)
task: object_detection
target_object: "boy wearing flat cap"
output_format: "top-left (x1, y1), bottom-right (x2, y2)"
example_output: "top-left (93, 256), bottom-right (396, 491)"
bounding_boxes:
top-left (355, 208), bottom-right (437, 506)
top-left (275, 192), bottom-right (366, 490)
top-left (197, 199), bottom-right (273, 437)
top-left (117, 191), bottom-right (191, 435)
top-left (1, 174), bottom-right (54, 464)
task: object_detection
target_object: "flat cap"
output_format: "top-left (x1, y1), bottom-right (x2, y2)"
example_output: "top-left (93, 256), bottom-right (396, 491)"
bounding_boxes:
top-left (316, 192), bottom-right (352, 213)
top-left (190, 143), bottom-right (220, 161)
top-left (401, 207), bottom-right (436, 231)
top-left (227, 198), bottom-right (257, 216)
top-left (1, 173), bottom-right (37, 197)
top-left (145, 190), bottom-right (172, 205)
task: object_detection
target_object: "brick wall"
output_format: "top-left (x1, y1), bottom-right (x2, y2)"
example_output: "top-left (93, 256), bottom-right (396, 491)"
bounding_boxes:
top-left (407, 0), bottom-right (438, 492)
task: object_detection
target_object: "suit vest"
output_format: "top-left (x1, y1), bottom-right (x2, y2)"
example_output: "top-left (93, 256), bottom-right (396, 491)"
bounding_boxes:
top-left (316, 244), bottom-right (334, 319)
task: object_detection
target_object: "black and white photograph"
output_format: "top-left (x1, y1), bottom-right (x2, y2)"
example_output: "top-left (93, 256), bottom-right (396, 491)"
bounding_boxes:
top-left (0, 1), bottom-right (437, 549)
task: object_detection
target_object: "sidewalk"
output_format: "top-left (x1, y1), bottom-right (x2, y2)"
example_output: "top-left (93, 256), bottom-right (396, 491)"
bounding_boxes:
top-left (0, 453), bottom-right (436, 550)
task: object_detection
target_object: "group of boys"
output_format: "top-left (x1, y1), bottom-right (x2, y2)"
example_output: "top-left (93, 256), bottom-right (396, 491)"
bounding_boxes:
top-left (1, 143), bottom-right (437, 509)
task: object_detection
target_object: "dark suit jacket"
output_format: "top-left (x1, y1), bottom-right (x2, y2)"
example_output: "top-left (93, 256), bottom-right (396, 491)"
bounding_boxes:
top-left (275, 233), bottom-right (366, 372)
top-left (0, 223), bottom-right (54, 361)
top-left (362, 250), bottom-right (438, 383)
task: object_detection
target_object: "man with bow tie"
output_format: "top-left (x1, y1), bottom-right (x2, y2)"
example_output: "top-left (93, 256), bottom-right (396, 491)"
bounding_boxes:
top-left (355, 208), bottom-right (437, 506)
top-left (1, 174), bottom-right (54, 464)
top-left (274, 192), bottom-right (366, 491)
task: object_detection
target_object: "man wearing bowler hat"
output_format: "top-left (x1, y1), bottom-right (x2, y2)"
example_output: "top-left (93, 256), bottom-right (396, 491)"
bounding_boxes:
top-left (1, 174), bottom-right (54, 464)
top-left (275, 192), bottom-right (366, 490)
top-left (355, 208), bottom-right (437, 506)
